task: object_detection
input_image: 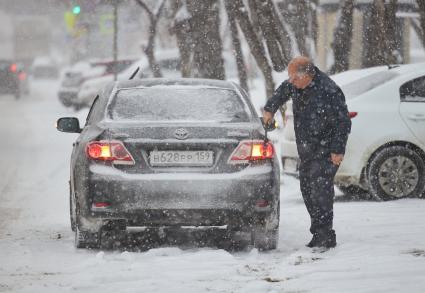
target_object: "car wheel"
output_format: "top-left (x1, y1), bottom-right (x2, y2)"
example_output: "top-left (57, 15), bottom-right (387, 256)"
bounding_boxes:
top-left (367, 146), bottom-right (425, 200)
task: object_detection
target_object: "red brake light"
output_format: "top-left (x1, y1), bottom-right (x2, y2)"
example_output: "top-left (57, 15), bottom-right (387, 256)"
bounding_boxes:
top-left (18, 72), bottom-right (27, 81)
top-left (229, 140), bottom-right (275, 164)
top-left (93, 202), bottom-right (111, 208)
top-left (86, 141), bottom-right (134, 165)
top-left (10, 63), bottom-right (17, 73)
top-left (349, 112), bottom-right (358, 119)
top-left (256, 199), bottom-right (269, 207)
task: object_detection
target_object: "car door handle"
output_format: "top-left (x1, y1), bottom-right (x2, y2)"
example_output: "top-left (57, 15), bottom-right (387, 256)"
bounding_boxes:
top-left (407, 114), bottom-right (425, 121)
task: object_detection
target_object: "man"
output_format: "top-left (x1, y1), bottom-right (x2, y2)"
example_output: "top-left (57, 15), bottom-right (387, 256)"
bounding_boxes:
top-left (263, 56), bottom-right (351, 248)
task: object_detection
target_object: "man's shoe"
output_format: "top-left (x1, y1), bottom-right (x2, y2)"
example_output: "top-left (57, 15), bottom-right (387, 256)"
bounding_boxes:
top-left (316, 231), bottom-right (337, 248)
top-left (306, 233), bottom-right (320, 248)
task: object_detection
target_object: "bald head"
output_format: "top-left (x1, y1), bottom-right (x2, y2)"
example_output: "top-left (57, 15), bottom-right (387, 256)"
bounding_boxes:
top-left (288, 56), bottom-right (315, 89)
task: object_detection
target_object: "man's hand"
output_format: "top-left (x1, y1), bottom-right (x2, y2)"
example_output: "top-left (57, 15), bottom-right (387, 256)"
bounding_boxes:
top-left (331, 153), bottom-right (344, 166)
top-left (262, 111), bottom-right (274, 126)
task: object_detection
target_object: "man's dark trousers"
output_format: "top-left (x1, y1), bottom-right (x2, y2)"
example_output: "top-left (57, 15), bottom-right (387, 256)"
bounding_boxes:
top-left (299, 158), bottom-right (339, 237)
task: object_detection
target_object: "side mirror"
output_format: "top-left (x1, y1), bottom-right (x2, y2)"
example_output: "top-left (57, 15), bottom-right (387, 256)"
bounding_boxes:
top-left (56, 117), bottom-right (82, 133)
top-left (260, 117), bottom-right (278, 132)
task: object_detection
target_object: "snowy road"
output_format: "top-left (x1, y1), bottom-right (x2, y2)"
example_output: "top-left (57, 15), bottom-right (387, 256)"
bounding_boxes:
top-left (0, 81), bottom-right (425, 293)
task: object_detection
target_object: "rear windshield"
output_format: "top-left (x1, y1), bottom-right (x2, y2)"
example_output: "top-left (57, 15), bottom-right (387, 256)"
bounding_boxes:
top-left (107, 87), bottom-right (251, 122)
top-left (341, 71), bottom-right (399, 98)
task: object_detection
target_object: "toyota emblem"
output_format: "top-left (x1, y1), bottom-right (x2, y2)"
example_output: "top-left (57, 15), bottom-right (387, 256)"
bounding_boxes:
top-left (174, 128), bottom-right (189, 140)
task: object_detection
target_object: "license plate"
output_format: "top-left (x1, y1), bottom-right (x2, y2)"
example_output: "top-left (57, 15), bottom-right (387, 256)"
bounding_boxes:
top-left (150, 150), bottom-right (214, 167)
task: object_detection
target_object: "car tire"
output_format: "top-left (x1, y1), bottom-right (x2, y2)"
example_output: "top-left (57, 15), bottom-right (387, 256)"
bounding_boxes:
top-left (367, 146), bottom-right (425, 201)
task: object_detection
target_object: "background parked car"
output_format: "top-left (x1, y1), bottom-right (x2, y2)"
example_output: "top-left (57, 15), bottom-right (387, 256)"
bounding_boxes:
top-left (56, 78), bottom-right (280, 250)
top-left (57, 58), bottom-right (135, 109)
top-left (281, 63), bottom-right (425, 201)
top-left (75, 51), bottom-right (180, 109)
top-left (75, 50), bottom-right (258, 110)
top-left (30, 56), bottom-right (60, 80)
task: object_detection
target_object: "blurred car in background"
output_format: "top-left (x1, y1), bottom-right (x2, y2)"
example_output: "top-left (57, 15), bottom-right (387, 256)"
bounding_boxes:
top-left (76, 51), bottom-right (180, 109)
top-left (75, 50), bottom-right (258, 110)
top-left (57, 78), bottom-right (280, 250)
top-left (58, 58), bottom-right (134, 109)
top-left (280, 63), bottom-right (425, 201)
top-left (30, 56), bottom-right (60, 80)
top-left (0, 60), bottom-right (29, 99)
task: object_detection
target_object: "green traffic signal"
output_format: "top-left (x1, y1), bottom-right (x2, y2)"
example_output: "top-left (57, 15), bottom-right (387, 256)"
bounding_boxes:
top-left (72, 5), bottom-right (81, 15)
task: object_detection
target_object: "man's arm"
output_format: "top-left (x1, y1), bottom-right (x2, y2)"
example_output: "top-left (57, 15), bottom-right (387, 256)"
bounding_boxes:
top-left (263, 81), bottom-right (292, 124)
top-left (329, 87), bottom-right (352, 164)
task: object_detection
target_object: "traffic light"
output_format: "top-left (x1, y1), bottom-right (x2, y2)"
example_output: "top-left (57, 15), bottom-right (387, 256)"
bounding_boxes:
top-left (72, 5), bottom-right (81, 15)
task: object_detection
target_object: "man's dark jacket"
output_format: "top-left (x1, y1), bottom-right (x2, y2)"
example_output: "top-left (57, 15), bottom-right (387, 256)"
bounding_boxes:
top-left (264, 67), bottom-right (352, 161)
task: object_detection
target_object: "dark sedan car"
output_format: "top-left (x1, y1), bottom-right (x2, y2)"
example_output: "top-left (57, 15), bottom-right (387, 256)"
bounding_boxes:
top-left (0, 60), bottom-right (27, 99)
top-left (57, 78), bottom-right (280, 250)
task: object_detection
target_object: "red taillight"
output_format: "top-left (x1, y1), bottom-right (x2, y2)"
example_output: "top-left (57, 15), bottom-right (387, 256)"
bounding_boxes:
top-left (10, 63), bottom-right (17, 73)
top-left (256, 199), bottom-right (269, 208)
top-left (229, 140), bottom-right (275, 164)
top-left (86, 141), bottom-right (134, 165)
top-left (349, 112), bottom-right (358, 119)
top-left (18, 72), bottom-right (27, 81)
top-left (93, 202), bottom-right (111, 208)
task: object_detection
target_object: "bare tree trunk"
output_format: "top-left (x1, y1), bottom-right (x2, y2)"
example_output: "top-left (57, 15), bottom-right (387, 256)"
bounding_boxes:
top-left (186, 0), bottom-right (225, 80)
top-left (329, 0), bottom-right (354, 74)
top-left (247, 0), bottom-right (262, 38)
top-left (364, 0), bottom-right (387, 67)
top-left (253, 0), bottom-right (292, 71)
top-left (364, 0), bottom-right (400, 67)
top-left (310, 0), bottom-right (319, 48)
top-left (169, 1), bottom-right (193, 77)
top-left (411, 18), bottom-right (425, 49)
top-left (417, 0), bottom-right (425, 48)
top-left (294, 0), bottom-right (310, 56)
top-left (384, 0), bottom-right (399, 64)
top-left (278, 0), bottom-right (310, 57)
top-left (225, 0), bottom-right (275, 97)
top-left (135, 0), bottom-right (165, 77)
top-left (225, 5), bottom-right (248, 92)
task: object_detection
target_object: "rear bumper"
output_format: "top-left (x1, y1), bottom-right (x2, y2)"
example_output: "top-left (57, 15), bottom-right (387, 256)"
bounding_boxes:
top-left (281, 138), bottom-right (363, 186)
top-left (281, 139), bottom-right (299, 177)
top-left (79, 164), bottom-right (280, 230)
top-left (0, 83), bottom-right (19, 94)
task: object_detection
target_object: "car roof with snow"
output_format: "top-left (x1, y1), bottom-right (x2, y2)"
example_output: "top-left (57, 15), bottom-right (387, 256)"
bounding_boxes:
top-left (115, 78), bottom-right (237, 91)
top-left (386, 62), bottom-right (425, 75)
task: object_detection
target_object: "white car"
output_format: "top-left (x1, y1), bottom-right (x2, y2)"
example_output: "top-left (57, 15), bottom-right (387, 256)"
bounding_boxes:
top-left (31, 56), bottom-right (60, 80)
top-left (76, 51), bottom-right (181, 108)
top-left (76, 50), bottom-right (258, 109)
top-left (57, 61), bottom-right (108, 108)
top-left (281, 63), bottom-right (425, 200)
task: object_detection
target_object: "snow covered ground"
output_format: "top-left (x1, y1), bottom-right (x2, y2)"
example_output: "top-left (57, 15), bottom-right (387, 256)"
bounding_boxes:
top-left (0, 80), bottom-right (425, 293)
